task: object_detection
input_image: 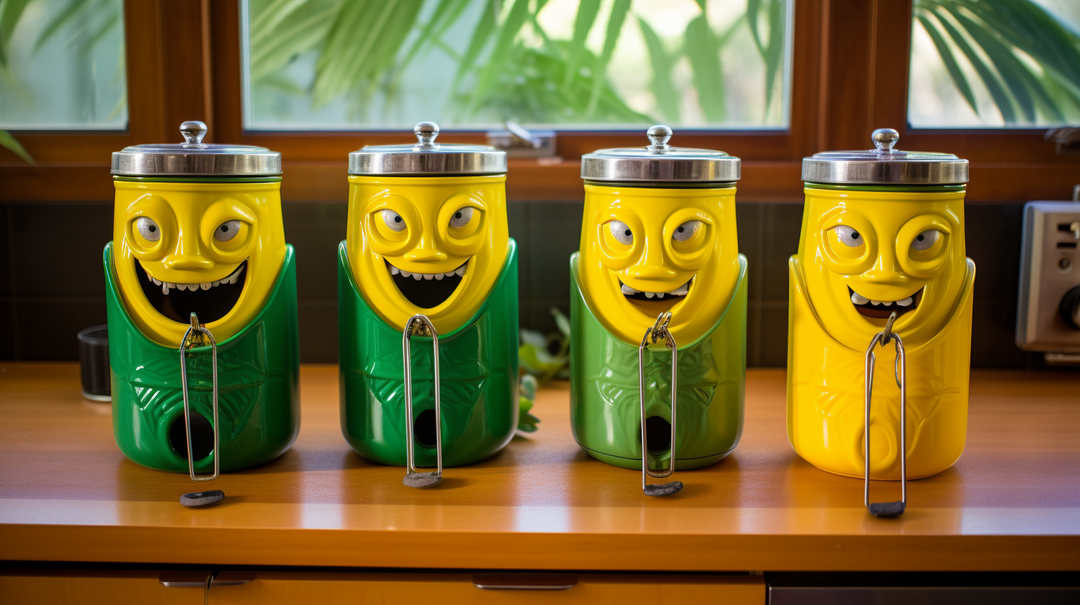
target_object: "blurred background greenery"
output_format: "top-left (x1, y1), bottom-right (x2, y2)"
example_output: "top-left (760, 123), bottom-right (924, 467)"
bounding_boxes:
top-left (242, 0), bottom-right (793, 129)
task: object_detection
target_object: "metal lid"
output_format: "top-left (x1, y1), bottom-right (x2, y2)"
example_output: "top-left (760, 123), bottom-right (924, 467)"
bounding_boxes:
top-left (581, 125), bottom-right (740, 183)
top-left (802, 128), bottom-right (969, 185)
top-left (111, 121), bottom-right (281, 177)
top-left (349, 121), bottom-right (507, 175)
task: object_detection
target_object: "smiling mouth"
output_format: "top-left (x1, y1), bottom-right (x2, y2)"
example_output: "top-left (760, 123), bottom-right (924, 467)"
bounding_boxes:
top-left (619, 278), bottom-right (692, 301)
top-left (386, 259), bottom-right (467, 309)
top-left (849, 286), bottom-right (923, 319)
top-left (137, 260), bottom-right (247, 324)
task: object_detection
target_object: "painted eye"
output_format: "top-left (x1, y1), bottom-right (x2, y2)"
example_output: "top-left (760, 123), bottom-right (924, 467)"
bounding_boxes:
top-left (214, 220), bottom-right (242, 242)
top-left (672, 220), bottom-right (701, 242)
top-left (135, 217), bottom-right (160, 242)
top-left (608, 220), bottom-right (633, 245)
top-left (380, 210), bottom-right (407, 232)
top-left (831, 225), bottom-right (864, 248)
top-left (449, 207), bottom-right (474, 229)
top-left (911, 229), bottom-right (941, 251)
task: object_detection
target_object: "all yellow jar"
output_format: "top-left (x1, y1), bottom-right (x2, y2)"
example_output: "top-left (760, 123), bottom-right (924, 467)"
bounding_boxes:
top-left (787, 129), bottom-right (974, 516)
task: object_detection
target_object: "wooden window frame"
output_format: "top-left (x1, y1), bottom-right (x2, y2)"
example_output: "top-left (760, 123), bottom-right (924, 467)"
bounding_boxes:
top-left (1, 0), bottom-right (1075, 203)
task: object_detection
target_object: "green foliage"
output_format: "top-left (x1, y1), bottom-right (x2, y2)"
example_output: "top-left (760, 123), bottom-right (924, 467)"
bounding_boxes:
top-left (517, 374), bottom-right (539, 433)
top-left (914, 0), bottom-right (1080, 124)
top-left (518, 307), bottom-right (570, 384)
top-left (0, 129), bottom-right (34, 164)
top-left (247, 0), bottom-right (794, 126)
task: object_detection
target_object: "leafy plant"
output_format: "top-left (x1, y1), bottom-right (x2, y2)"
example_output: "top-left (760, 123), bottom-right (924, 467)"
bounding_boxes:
top-left (0, 129), bottom-right (34, 164)
top-left (247, 0), bottom-right (792, 126)
top-left (519, 306), bottom-right (570, 384)
top-left (914, 0), bottom-right (1080, 124)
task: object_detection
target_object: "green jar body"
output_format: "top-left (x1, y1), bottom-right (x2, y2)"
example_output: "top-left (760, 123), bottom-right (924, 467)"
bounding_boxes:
top-left (105, 243), bottom-right (301, 473)
top-left (569, 253), bottom-right (748, 470)
top-left (338, 240), bottom-right (520, 467)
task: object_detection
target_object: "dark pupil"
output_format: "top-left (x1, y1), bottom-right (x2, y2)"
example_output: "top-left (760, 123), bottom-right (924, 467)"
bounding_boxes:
top-left (916, 234), bottom-right (924, 241)
top-left (148, 225), bottom-right (157, 233)
top-left (624, 230), bottom-right (631, 237)
top-left (394, 216), bottom-right (402, 223)
top-left (455, 212), bottom-right (462, 219)
top-left (220, 225), bottom-right (229, 233)
top-left (677, 226), bottom-right (684, 233)
top-left (851, 231), bottom-right (860, 240)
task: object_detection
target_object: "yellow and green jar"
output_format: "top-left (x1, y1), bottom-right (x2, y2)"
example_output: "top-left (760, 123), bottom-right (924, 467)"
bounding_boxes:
top-left (788, 128), bottom-right (973, 516)
top-left (571, 126), bottom-right (746, 496)
top-left (106, 121), bottom-right (300, 478)
top-left (339, 122), bottom-right (517, 488)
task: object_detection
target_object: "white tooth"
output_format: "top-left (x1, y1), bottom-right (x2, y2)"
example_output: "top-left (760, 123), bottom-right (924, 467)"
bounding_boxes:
top-left (435, 273), bottom-right (444, 281)
top-left (423, 273), bottom-right (434, 280)
top-left (645, 292), bottom-right (655, 299)
top-left (656, 292), bottom-right (665, 299)
top-left (162, 283), bottom-right (170, 295)
top-left (851, 291), bottom-right (869, 305)
top-left (445, 271), bottom-right (455, 277)
top-left (455, 265), bottom-right (466, 277)
top-left (897, 297), bottom-right (913, 307)
top-left (871, 300), bottom-right (883, 306)
top-left (390, 266), bottom-right (400, 276)
top-left (671, 285), bottom-right (688, 296)
top-left (230, 273), bottom-right (240, 285)
top-left (412, 272), bottom-right (422, 281)
top-left (213, 280), bottom-right (220, 287)
top-left (400, 270), bottom-right (412, 278)
top-left (621, 284), bottom-right (637, 295)
top-left (152, 277), bottom-right (161, 286)
top-left (201, 282), bottom-right (211, 291)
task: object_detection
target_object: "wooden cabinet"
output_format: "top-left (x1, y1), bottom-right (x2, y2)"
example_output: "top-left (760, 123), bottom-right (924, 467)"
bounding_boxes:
top-left (208, 572), bottom-right (763, 605)
top-left (0, 570), bottom-right (206, 605)
top-left (0, 570), bottom-right (764, 605)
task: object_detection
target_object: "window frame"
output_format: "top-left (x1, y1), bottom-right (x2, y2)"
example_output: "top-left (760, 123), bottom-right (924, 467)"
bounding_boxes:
top-left (1, 0), bottom-right (1075, 203)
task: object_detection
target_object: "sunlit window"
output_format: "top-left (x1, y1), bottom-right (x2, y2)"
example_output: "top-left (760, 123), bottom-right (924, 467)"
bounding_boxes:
top-left (909, 0), bottom-right (1080, 128)
top-left (241, 0), bottom-right (793, 130)
top-left (0, 0), bottom-right (127, 130)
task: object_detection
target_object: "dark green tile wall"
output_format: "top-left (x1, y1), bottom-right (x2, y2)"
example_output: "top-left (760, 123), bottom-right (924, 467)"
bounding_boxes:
top-left (0, 200), bottom-right (1044, 368)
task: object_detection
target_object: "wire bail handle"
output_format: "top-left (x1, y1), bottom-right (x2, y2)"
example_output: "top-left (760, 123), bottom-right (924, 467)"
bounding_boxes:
top-left (402, 314), bottom-right (443, 488)
top-left (638, 311), bottom-right (683, 497)
top-left (863, 311), bottom-right (907, 517)
top-left (180, 312), bottom-right (219, 482)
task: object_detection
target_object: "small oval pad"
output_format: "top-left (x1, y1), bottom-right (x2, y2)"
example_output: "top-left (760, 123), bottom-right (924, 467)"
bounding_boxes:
top-left (180, 490), bottom-right (225, 507)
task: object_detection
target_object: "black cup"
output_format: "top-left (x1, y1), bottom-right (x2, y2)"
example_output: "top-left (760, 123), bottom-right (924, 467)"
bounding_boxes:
top-left (77, 325), bottom-right (110, 402)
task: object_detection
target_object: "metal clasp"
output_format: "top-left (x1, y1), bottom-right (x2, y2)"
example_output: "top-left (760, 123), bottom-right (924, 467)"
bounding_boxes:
top-left (864, 311), bottom-right (907, 517)
top-left (638, 312), bottom-right (682, 497)
top-left (180, 312), bottom-right (219, 482)
top-left (487, 122), bottom-right (556, 158)
top-left (402, 314), bottom-right (442, 488)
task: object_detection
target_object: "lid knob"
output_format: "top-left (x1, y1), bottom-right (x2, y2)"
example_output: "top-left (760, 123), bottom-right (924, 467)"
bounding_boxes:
top-left (872, 128), bottom-right (899, 153)
top-left (414, 121), bottom-right (440, 147)
top-left (180, 121), bottom-right (208, 147)
top-left (647, 124), bottom-right (673, 154)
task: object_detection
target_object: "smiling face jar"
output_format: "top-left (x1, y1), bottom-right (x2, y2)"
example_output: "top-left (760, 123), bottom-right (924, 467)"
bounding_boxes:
top-left (340, 122), bottom-right (517, 482)
top-left (106, 121), bottom-right (300, 477)
top-left (570, 126), bottom-right (746, 495)
top-left (788, 129), bottom-right (974, 493)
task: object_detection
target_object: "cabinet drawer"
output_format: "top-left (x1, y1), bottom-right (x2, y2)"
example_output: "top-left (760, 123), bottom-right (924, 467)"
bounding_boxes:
top-left (0, 569), bottom-right (205, 605)
top-left (209, 572), bottom-right (764, 604)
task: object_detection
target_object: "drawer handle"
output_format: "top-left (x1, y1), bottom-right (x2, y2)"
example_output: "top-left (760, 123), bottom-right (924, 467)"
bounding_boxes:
top-left (473, 574), bottom-right (578, 591)
top-left (159, 571), bottom-right (212, 588)
top-left (159, 571), bottom-right (254, 588)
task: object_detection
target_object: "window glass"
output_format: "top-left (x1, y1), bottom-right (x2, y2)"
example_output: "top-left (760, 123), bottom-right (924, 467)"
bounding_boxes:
top-left (241, 0), bottom-right (793, 131)
top-left (0, 0), bottom-right (127, 130)
top-left (909, 0), bottom-right (1080, 128)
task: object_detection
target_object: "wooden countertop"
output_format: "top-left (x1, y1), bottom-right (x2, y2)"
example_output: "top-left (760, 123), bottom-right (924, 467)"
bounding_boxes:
top-left (1, 363), bottom-right (1078, 572)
